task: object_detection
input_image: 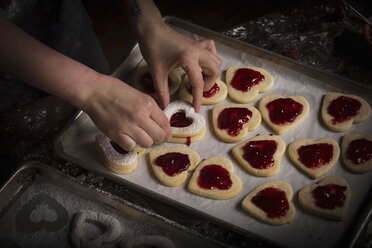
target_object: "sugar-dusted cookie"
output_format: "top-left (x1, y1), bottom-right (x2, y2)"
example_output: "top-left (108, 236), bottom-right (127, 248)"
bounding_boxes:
top-left (178, 76), bottom-right (228, 105)
top-left (134, 65), bottom-right (181, 97)
top-left (322, 92), bottom-right (371, 132)
top-left (95, 134), bottom-right (146, 174)
top-left (288, 138), bottom-right (340, 179)
top-left (298, 176), bottom-right (351, 221)
top-left (241, 180), bottom-right (295, 225)
top-left (342, 133), bottom-right (372, 173)
top-left (163, 100), bottom-right (206, 145)
top-left (226, 66), bottom-right (274, 103)
top-left (188, 156), bottom-right (242, 200)
top-left (212, 104), bottom-right (261, 143)
top-left (258, 94), bottom-right (309, 135)
top-left (232, 134), bottom-right (285, 177)
top-left (148, 147), bottom-right (200, 187)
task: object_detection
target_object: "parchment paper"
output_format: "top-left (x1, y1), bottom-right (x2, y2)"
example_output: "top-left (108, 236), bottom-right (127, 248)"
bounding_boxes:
top-left (62, 28), bottom-right (372, 248)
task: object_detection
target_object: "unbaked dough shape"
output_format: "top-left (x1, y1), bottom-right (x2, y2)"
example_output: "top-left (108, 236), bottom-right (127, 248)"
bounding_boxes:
top-left (212, 103), bottom-right (261, 143)
top-left (298, 176), bottom-right (351, 221)
top-left (241, 180), bottom-right (295, 225)
top-left (226, 66), bottom-right (274, 103)
top-left (341, 133), bottom-right (372, 173)
top-left (321, 92), bottom-right (371, 132)
top-left (148, 146), bottom-right (200, 187)
top-left (95, 134), bottom-right (146, 175)
top-left (288, 138), bottom-right (340, 179)
top-left (188, 156), bottom-right (242, 200)
top-left (232, 134), bottom-right (286, 177)
top-left (258, 94), bottom-right (309, 135)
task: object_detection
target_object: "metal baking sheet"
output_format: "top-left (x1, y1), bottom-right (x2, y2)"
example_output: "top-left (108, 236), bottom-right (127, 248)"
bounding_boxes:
top-left (54, 17), bottom-right (372, 248)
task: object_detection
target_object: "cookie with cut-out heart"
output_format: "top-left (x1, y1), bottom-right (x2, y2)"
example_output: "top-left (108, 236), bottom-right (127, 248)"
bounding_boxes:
top-left (241, 180), bottom-right (295, 225)
top-left (298, 176), bottom-right (351, 221)
top-left (134, 65), bottom-right (181, 97)
top-left (148, 147), bottom-right (200, 187)
top-left (212, 104), bottom-right (261, 143)
top-left (342, 133), bottom-right (372, 173)
top-left (188, 156), bottom-right (242, 200)
top-left (322, 92), bottom-right (371, 132)
top-left (95, 134), bottom-right (146, 175)
top-left (288, 138), bottom-right (340, 179)
top-left (163, 100), bottom-right (206, 144)
top-left (226, 66), bottom-right (274, 103)
top-left (178, 76), bottom-right (227, 105)
top-left (232, 134), bottom-right (285, 177)
top-left (258, 94), bottom-right (309, 135)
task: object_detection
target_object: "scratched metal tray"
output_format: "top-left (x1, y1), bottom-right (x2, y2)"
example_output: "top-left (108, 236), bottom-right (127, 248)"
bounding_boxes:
top-left (54, 17), bottom-right (372, 248)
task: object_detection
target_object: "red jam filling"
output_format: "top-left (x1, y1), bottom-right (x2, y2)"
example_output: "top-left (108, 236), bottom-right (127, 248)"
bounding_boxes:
top-left (346, 138), bottom-right (372, 165)
top-left (187, 83), bottom-right (220, 98)
top-left (217, 107), bottom-right (252, 136)
top-left (110, 141), bottom-right (128, 154)
top-left (186, 137), bottom-right (191, 147)
top-left (266, 98), bottom-right (303, 125)
top-left (242, 140), bottom-right (277, 169)
top-left (197, 164), bottom-right (232, 190)
top-left (297, 143), bottom-right (334, 168)
top-left (231, 68), bottom-right (264, 92)
top-left (155, 152), bottom-right (190, 176)
top-left (140, 72), bottom-right (173, 94)
top-left (327, 96), bottom-right (361, 124)
top-left (170, 111), bottom-right (192, 127)
top-left (312, 183), bottom-right (347, 209)
top-left (251, 187), bottom-right (289, 219)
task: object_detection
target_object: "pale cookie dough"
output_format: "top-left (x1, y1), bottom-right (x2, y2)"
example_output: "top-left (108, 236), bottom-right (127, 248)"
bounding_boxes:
top-left (95, 134), bottom-right (146, 175)
top-left (212, 104), bottom-right (261, 143)
top-left (288, 138), bottom-right (340, 179)
top-left (134, 65), bottom-right (181, 97)
top-left (188, 156), bottom-right (242, 200)
top-left (226, 66), bottom-right (274, 103)
top-left (298, 176), bottom-right (351, 221)
top-left (148, 147), bottom-right (200, 187)
top-left (178, 76), bottom-right (228, 105)
top-left (258, 94), bottom-right (309, 135)
top-left (322, 92), bottom-right (371, 132)
top-left (241, 180), bottom-right (295, 225)
top-left (342, 133), bottom-right (372, 173)
top-left (232, 134), bottom-right (285, 177)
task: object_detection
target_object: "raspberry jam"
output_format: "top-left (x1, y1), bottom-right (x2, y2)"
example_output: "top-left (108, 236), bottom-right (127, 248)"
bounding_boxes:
top-left (266, 98), bottom-right (303, 125)
top-left (346, 138), bottom-right (372, 165)
top-left (231, 68), bottom-right (264, 92)
top-left (297, 143), bottom-right (334, 168)
top-left (187, 83), bottom-right (220, 98)
top-left (327, 96), bottom-right (361, 124)
top-left (242, 140), bottom-right (277, 169)
top-left (155, 152), bottom-right (190, 176)
top-left (110, 141), bottom-right (128, 154)
top-left (218, 107), bottom-right (252, 136)
top-left (251, 187), bottom-right (289, 218)
top-left (140, 72), bottom-right (173, 94)
top-left (312, 183), bottom-right (347, 209)
top-left (186, 137), bottom-right (191, 147)
top-left (197, 164), bottom-right (232, 190)
top-left (170, 111), bottom-right (192, 127)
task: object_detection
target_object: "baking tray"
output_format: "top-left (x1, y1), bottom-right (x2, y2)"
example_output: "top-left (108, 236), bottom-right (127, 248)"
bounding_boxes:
top-left (54, 17), bottom-right (372, 248)
top-left (0, 161), bottom-right (221, 248)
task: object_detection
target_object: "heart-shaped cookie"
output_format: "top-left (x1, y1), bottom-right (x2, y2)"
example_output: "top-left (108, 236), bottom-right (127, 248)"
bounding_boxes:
top-left (148, 147), bottom-right (200, 187)
top-left (258, 94), bottom-right (309, 135)
top-left (163, 100), bottom-right (206, 144)
top-left (342, 133), bottom-right (372, 173)
top-left (212, 104), bottom-right (261, 143)
top-left (232, 134), bottom-right (286, 177)
top-left (241, 180), bottom-right (295, 225)
top-left (188, 156), bottom-right (242, 200)
top-left (288, 138), bottom-right (340, 179)
top-left (298, 176), bottom-right (351, 221)
top-left (322, 92), bottom-right (371, 132)
top-left (95, 134), bottom-right (146, 175)
top-left (70, 210), bottom-right (123, 247)
top-left (226, 66), bottom-right (274, 103)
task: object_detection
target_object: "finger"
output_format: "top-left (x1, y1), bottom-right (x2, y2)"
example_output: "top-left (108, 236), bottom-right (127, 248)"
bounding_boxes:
top-left (138, 115), bottom-right (169, 143)
top-left (125, 126), bottom-right (153, 148)
top-left (152, 68), bottom-right (170, 109)
top-left (183, 63), bottom-right (204, 112)
top-left (150, 107), bottom-right (172, 141)
top-left (199, 51), bottom-right (221, 91)
top-left (199, 39), bottom-right (217, 55)
top-left (115, 133), bottom-right (137, 151)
